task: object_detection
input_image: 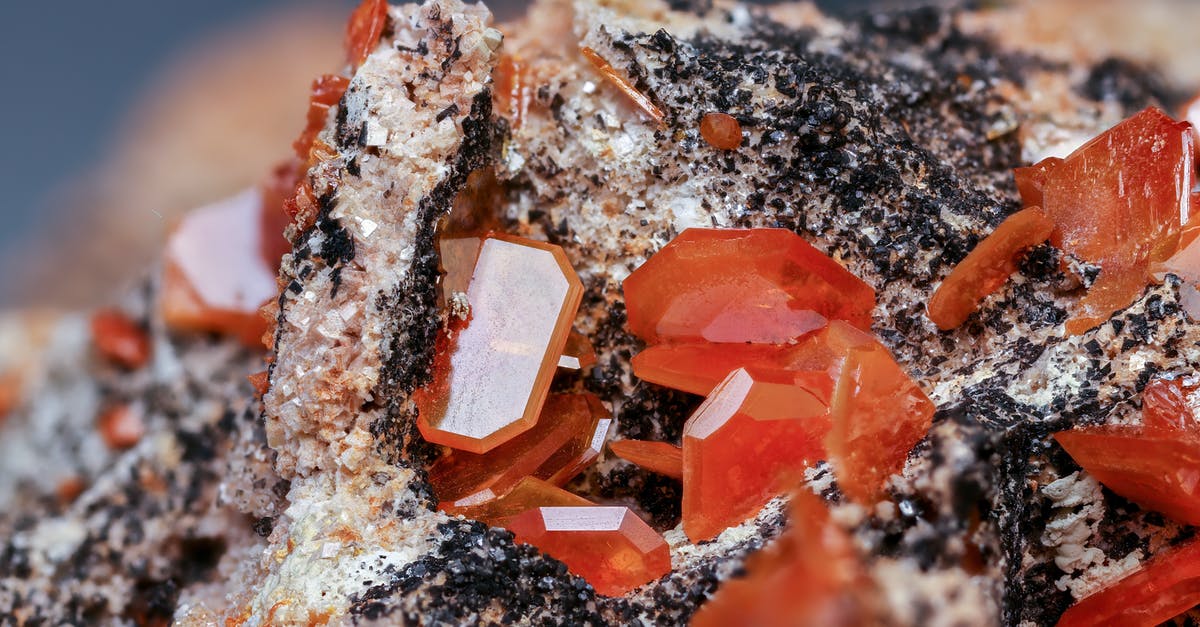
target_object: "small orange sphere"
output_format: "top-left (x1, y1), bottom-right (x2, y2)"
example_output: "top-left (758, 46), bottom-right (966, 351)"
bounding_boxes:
top-left (700, 112), bottom-right (742, 150)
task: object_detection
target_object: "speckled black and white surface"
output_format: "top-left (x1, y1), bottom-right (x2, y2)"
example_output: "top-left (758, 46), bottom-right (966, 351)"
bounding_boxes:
top-left (2, 0), bottom-right (1199, 625)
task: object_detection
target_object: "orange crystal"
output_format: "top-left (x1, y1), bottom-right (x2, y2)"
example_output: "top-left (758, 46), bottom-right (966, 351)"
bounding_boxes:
top-left (609, 440), bottom-right (683, 479)
top-left (532, 395), bottom-right (612, 486)
top-left (691, 490), bottom-right (867, 627)
top-left (1141, 378), bottom-right (1199, 430)
top-left (826, 332), bottom-right (935, 503)
top-left (699, 112), bottom-right (742, 150)
top-left (506, 506), bottom-right (671, 596)
top-left (97, 405), bottom-right (145, 450)
top-left (623, 228), bottom-right (873, 344)
top-left (416, 234), bottom-right (584, 453)
top-left (1056, 536), bottom-right (1200, 627)
top-left (557, 328), bottom-right (597, 371)
top-left (90, 310), bottom-right (151, 370)
top-left (428, 393), bottom-right (605, 503)
top-left (682, 368), bottom-right (832, 542)
top-left (293, 74), bottom-right (350, 160)
top-left (440, 476), bottom-right (593, 527)
top-left (160, 189), bottom-right (279, 348)
top-left (345, 0), bottom-right (388, 68)
top-left (632, 343), bottom-right (805, 396)
top-left (1055, 425), bottom-right (1200, 525)
top-left (1030, 107), bottom-right (1195, 334)
top-left (927, 207), bottom-right (1055, 330)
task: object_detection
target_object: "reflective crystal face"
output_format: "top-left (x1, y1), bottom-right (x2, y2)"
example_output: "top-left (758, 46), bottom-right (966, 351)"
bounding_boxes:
top-left (506, 506), bottom-right (671, 596)
top-left (160, 188), bottom-right (279, 347)
top-left (417, 235), bottom-right (583, 453)
top-left (622, 228), bottom-right (874, 344)
top-left (439, 476), bottom-right (593, 527)
top-left (609, 440), bottom-right (682, 479)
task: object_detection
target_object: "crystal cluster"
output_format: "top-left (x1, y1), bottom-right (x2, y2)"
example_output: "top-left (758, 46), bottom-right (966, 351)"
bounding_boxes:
top-left (417, 232), bottom-right (667, 596)
top-left (623, 228), bottom-right (933, 541)
top-left (1013, 107), bottom-right (1196, 334)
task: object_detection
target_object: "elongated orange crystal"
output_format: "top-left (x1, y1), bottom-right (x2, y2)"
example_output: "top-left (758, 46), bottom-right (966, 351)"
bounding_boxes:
top-left (416, 235), bottom-right (583, 453)
top-left (507, 506), bottom-right (671, 596)
top-left (609, 440), bottom-right (683, 479)
top-left (440, 476), bottom-right (593, 527)
top-left (428, 393), bottom-right (605, 503)
top-left (160, 189), bottom-right (278, 348)
top-left (533, 395), bottom-right (612, 486)
top-left (682, 368), bottom-right (831, 542)
top-left (1028, 107), bottom-right (1195, 334)
top-left (692, 490), bottom-right (868, 627)
top-left (632, 343), bottom-right (805, 396)
top-left (623, 228), bottom-right (873, 344)
top-left (1055, 426), bottom-right (1200, 525)
top-left (1057, 536), bottom-right (1200, 627)
top-left (928, 207), bottom-right (1055, 330)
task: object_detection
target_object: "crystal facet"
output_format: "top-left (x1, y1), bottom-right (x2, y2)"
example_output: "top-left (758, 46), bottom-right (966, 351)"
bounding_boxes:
top-left (532, 394), bottom-right (611, 487)
top-left (1057, 536), bottom-right (1200, 627)
top-left (1027, 107), bottom-right (1195, 334)
top-left (1142, 378), bottom-right (1199, 430)
top-left (506, 506), bottom-right (671, 596)
top-left (440, 476), bottom-right (593, 527)
top-left (345, 0), bottom-right (388, 68)
top-left (160, 189), bottom-right (279, 347)
top-left (557, 328), bottom-right (597, 371)
top-left (623, 228), bottom-right (873, 344)
top-left (632, 343), bottom-right (806, 396)
top-left (1055, 425), bottom-right (1200, 526)
top-left (91, 310), bottom-right (151, 370)
top-left (826, 330), bottom-right (936, 503)
top-left (609, 440), bottom-right (683, 479)
top-left (927, 207), bottom-right (1055, 330)
top-left (428, 393), bottom-right (604, 503)
top-left (416, 234), bottom-right (584, 453)
top-left (682, 368), bottom-right (831, 541)
top-left (691, 491), bottom-right (867, 627)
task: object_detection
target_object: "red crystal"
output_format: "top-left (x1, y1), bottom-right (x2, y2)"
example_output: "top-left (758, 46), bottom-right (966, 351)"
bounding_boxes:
top-left (97, 405), bottom-right (144, 450)
top-left (557, 328), bottom-right (597, 371)
top-left (700, 113), bottom-right (742, 150)
top-left (90, 310), bottom-right (151, 370)
top-left (294, 74), bottom-right (350, 160)
top-left (691, 490), bottom-right (868, 627)
top-left (623, 228), bottom-right (874, 344)
top-left (1026, 107), bottom-right (1195, 334)
top-left (826, 327), bottom-right (936, 503)
top-left (428, 394), bottom-right (605, 503)
top-left (345, 0), bottom-right (388, 68)
top-left (632, 343), bottom-right (806, 396)
top-left (609, 440), bottom-right (683, 479)
top-left (1141, 378), bottom-right (1199, 430)
top-left (441, 476), bottom-right (593, 527)
top-left (927, 207), bottom-right (1055, 330)
top-left (506, 506), bottom-right (671, 596)
top-left (682, 368), bottom-right (831, 542)
top-left (1057, 536), bottom-right (1200, 627)
top-left (416, 234), bottom-right (583, 453)
top-left (160, 189), bottom-right (279, 348)
top-left (1055, 425), bottom-right (1200, 525)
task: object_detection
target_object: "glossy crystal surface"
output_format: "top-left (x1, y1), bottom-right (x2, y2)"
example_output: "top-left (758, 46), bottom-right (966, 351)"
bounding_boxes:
top-left (160, 188), bottom-right (279, 348)
top-left (416, 235), bottom-right (583, 453)
top-left (623, 228), bottom-right (873, 344)
top-left (1033, 107), bottom-right (1195, 334)
top-left (427, 394), bottom-right (602, 502)
top-left (91, 310), bottom-right (151, 370)
top-left (691, 491), bottom-right (866, 627)
top-left (682, 368), bottom-right (831, 541)
top-left (927, 207), bottom-right (1055, 330)
top-left (440, 476), bottom-right (592, 527)
top-left (1055, 426), bottom-right (1200, 525)
top-left (609, 440), bottom-right (683, 479)
top-left (632, 343), bottom-right (806, 396)
top-left (557, 328), bottom-right (597, 370)
top-left (1057, 537), bottom-right (1200, 627)
top-left (507, 506), bottom-right (671, 596)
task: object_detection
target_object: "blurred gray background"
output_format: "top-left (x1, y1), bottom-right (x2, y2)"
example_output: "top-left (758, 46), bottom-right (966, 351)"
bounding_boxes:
top-left (0, 0), bottom-right (948, 307)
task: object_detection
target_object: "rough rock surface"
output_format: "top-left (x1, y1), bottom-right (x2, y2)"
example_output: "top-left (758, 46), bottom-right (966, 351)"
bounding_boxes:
top-left (2, 0), bottom-right (1197, 625)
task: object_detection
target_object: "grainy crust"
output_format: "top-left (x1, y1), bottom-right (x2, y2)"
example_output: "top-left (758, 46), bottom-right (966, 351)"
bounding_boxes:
top-left (2, 1), bottom-right (1199, 625)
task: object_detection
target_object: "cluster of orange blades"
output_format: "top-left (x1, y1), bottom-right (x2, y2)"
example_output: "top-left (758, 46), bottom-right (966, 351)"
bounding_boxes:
top-left (102, 0), bottom-right (1200, 618)
top-left (930, 106), bottom-right (1198, 333)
